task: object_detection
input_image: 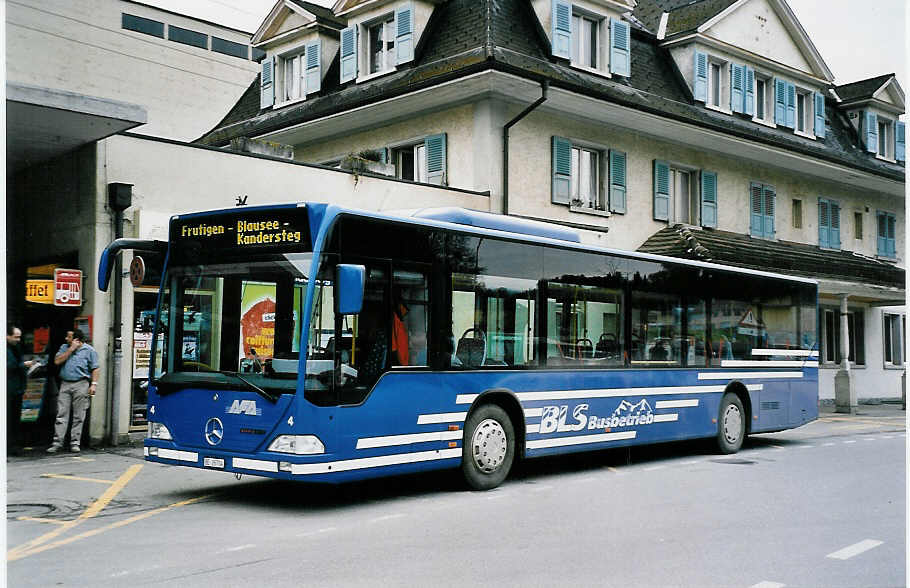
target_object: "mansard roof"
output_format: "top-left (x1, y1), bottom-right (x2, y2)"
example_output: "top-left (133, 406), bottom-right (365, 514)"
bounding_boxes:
top-left (638, 225), bottom-right (905, 291)
top-left (197, 0), bottom-right (903, 183)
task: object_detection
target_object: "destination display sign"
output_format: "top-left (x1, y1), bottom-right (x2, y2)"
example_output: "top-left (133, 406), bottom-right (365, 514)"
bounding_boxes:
top-left (171, 207), bottom-right (310, 260)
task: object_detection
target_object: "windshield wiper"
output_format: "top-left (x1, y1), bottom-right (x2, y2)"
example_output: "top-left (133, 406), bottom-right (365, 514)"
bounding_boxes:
top-left (219, 371), bottom-right (279, 403)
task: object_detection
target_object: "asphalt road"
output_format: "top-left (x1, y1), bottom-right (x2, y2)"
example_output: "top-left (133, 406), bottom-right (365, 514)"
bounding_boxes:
top-left (6, 408), bottom-right (906, 587)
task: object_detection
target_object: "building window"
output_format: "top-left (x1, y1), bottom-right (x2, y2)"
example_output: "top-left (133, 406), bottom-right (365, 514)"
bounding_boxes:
top-left (168, 25), bottom-right (208, 49)
top-left (821, 307), bottom-right (865, 365)
top-left (570, 146), bottom-right (602, 209)
top-left (854, 212), bottom-right (863, 240)
top-left (878, 118), bottom-right (892, 158)
top-left (883, 313), bottom-right (905, 366)
top-left (670, 167), bottom-right (697, 224)
top-left (796, 91), bottom-right (808, 132)
top-left (394, 143), bottom-right (426, 182)
top-left (792, 199), bottom-right (802, 229)
top-left (709, 62), bottom-right (723, 107)
top-left (212, 37), bottom-right (248, 59)
top-left (122, 13), bottom-right (164, 38)
top-left (279, 50), bottom-right (306, 102)
top-left (571, 13), bottom-right (600, 69)
top-left (755, 78), bottom-right (766, 120)
top-left (876, 211), bottom-right (897, 258)
top-left (368, 14), bottom-right (396, 74)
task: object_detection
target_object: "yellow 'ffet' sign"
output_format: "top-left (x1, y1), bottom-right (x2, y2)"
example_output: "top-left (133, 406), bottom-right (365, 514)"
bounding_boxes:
top-left (25, 280), bottom-right (55, 304)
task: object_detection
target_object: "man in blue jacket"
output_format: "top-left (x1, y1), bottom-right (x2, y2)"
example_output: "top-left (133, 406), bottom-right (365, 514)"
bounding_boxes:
top-left (48, 329), bottom-right (99, 453)
top-left (7, 325), bottom-right (35, 456)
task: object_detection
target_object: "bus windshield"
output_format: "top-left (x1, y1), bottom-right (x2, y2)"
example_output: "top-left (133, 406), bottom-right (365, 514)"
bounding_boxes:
top-left (153, 253), bottom-right (313, 397)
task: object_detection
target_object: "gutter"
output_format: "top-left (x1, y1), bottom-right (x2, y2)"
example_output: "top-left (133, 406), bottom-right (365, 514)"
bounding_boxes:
top-left (502, 80), bottom-right (548, 215)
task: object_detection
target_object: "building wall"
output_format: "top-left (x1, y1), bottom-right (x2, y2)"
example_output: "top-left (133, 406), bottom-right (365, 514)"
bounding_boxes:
top-left (6, 0), bottom-right (259, 141)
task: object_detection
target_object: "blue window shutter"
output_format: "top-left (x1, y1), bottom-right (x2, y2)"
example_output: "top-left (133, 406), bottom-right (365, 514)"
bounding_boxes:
top-left (750, 182), bottom-right (763, 237)
top-left (814, 92), bottom-right (826, 138)
top-left (395, 3), bottom-right (414, 65)
top-left (744, 66), bottom-right (755, 116)
top-left (818, 198), bottom-right (830, 248)
top-left (609, 149), bottom-right (626, 213)
top-left (730, 64), bottom-right (744, 114)
top-left (887, 214), bottom-right (896, 257)
top-left (305, 40), bottom-right (321, 94)
top-left (653, 160), bottom-right (670, 221)
top-left (785, 82), bottom-right (796, 129)
top-left (694, 51), bottom-right (708, 102)
top-left (830, 200), bottom-right (840, 249)
top-left (865, 111), bottom-right (878, 153)
top-left (877, 212), bottom-right (888, 255)
top-left (763, 185), bottom-right (776, 238)
top-left (340, 25), bottom-right (357, 84)
top-left (895, 121), bottom-right (905, 162)
top-left (425, 133), bottom-right (446, 185)
top-left (260, 58), bottom-right (274, 109)
top-left (552, 0), bottom-right (571, 59)
top-left (700, 171), bottom-right (717, 228)
top-left (552, 136), bottom-right (571, 204)
top-left (610, 18), bottom-right (630, 77)
top-left (774, 78), bottom-right (786, 125)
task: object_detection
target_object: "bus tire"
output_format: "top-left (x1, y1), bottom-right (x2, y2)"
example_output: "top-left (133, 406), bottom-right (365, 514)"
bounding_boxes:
top-left (462, 404), bottom-right (515, 490)
top-left (716, 393), bottom-right (745, 454)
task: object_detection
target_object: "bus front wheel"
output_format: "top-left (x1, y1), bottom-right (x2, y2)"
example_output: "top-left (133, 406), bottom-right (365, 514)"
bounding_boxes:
top-left (716, 393), bottom-right (745, 454)
top-left (462, 404), bottom-right (515, 490)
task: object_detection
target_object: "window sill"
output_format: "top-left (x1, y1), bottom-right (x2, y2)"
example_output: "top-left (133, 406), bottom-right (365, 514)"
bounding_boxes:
top-left (875, 255), bottom-right (898, 262)
top-left (705, 103), bottom-right (732, 116)
top-left (569, 63), bottom-right (611, 79)
top-left (875, 154), bottom-right (897, 163)
top-left (356, 68), bottom-right (396, 84)
top-left (794, 129), bottom-right (816, 140)
top-left (819, 363), bottom-right (866, 370)
top-left (569, 204), bottom-right (610, 217)
top-left (752, 117), bottom-right (776, 128)
top-left (818, 244), bottom-right (841, 252)
top-left (274, 96), bottom-right (306, 109)
top-left (884, 364), bottom-right (906, 370)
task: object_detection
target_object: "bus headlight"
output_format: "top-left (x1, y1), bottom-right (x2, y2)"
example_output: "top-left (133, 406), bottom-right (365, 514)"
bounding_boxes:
top-left (268, 435), bottom-right (325, 455)
top-left (148, 422), bottom-right (173, 440)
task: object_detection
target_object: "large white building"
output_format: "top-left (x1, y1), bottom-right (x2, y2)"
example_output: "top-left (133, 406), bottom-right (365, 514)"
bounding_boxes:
top-left (6, 0), bottom-right (905, 446)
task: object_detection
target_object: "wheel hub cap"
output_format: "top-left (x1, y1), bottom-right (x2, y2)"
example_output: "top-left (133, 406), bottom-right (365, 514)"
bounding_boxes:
top-left (723, 404), bottom-right (743, 444)
top-left (471, 418), bottom-right (507, 473)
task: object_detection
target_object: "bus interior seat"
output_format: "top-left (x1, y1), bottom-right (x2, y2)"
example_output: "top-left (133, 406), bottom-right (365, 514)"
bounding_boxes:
top-left (456, 328), bottom-right (486, 367)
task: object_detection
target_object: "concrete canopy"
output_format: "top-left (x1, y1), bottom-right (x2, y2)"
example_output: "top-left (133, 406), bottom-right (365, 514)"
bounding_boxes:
top-left (6, 82), bottom-right (147, 175)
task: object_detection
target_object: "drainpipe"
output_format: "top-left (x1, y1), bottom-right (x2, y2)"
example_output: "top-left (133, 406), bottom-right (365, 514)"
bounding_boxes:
top-left (503, 81), bottom-right (548, 216)
top-left (108, 183), bottom-right (132, 445)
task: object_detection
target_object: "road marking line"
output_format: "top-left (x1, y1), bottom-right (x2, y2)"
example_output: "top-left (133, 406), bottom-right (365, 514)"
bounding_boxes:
top-left (826, 539), bottom-right (883, 560)
top-left (750, 582), bottom-right (786, 588)
top-left (296, 527), bottom-right (337, 538)
top-left (16, 517), bottom-right (67, 526)
top-left (40, 473), bottom-right (115, 484)
top-left (7, 464), bottom-right (143, 561)
top-left (224, 544), bottom-right (256, 552)
top-left (643, 465), bottom-right (666, 472)
top-left (369, 514), bottom-right (405, 523)
top-left (680, 460), bottom-right (701, 466)
top-left (822, 443), bottom-right (835, 446)
top-left (9, 493), bottom-right (210, 561)
top-left (797, 445), bottom-right (814, 449)
top-left (862, 437), bottom-right (877, 441)
top-left (843, 440), bottom-right (857, 444)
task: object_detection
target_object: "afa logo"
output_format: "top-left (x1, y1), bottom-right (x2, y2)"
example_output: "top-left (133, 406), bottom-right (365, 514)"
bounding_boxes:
top-left (226, 399), bottom-right (262, 416)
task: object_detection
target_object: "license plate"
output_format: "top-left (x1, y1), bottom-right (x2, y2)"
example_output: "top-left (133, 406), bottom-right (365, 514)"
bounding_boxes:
top-left (203, 457), bottom-right (224, 469)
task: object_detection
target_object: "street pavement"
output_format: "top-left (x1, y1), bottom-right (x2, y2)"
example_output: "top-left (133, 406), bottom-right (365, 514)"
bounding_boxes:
top-left (5, 402), bottom-right (906, 587)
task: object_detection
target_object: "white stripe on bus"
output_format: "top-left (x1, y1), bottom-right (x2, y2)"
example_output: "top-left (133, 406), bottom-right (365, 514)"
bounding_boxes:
top-left (527, 431), bottom-right (636, 449)
top-left (457, 384), bottom-right (761, 405)
top-left (233, 457), bottom-right (278, 472)
top-left (655, 399), bottom-right (699, 408)
top-left (524, 408), bottom-right (544, 417)
top-left (416, 412), bottom-right (467, 425)
top-left (291, 448), bottom-right (462, 475)
top-left (356, 430), bottom-right (462, 449)
top-left (156, 448), bottom-right (198, 463)
top-left (721, 360), bottom-right (818, 368)
top-left (698, 371), bottom-right (803, 380)
top-left (751, 349), bottom-right (817, 357)
top-left (526, 424), bottom-right (540, 434)
top-left (652, 414), bottom-right (679, 423)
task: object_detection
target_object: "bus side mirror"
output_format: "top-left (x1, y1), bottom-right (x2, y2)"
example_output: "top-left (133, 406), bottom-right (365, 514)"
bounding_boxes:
top-left (336, 264), bottom-right (365, 315)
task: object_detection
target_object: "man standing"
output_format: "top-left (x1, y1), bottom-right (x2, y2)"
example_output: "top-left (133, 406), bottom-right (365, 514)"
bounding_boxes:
top-left (49, 329), bottom-right (99, 453)
top-left (7, 325), bottom-right (35, 456)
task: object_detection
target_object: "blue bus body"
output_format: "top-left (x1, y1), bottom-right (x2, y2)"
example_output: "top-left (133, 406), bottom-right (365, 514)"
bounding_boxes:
top-left (101, 202), bottom-right (819, 487)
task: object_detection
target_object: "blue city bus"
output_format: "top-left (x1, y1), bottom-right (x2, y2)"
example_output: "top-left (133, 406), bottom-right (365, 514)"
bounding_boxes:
top-left (99, 203), bottom-right (818, 490)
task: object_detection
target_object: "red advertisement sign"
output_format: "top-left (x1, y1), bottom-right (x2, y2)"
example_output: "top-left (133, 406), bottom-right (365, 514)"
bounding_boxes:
top-left (54, 268), bottom-right (82, 307)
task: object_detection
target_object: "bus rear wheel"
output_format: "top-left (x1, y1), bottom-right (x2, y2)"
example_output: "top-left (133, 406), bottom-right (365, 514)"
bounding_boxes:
top-left (462, 404), bottom-right (515, 490)
top-left (716, 393), bottom-right (745, 454)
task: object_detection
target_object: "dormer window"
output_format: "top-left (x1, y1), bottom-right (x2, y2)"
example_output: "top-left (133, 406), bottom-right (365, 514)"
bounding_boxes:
top-left (571, 12), bottom-right (600, 69)
top-left (280, 50), bottom-right (306, 103)
top-left (862, 112), bottom-right (905, 161)
top-left (367, 14), bottom-right (395, 74)
top-left (550, 1), bottom-right (630, 77)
